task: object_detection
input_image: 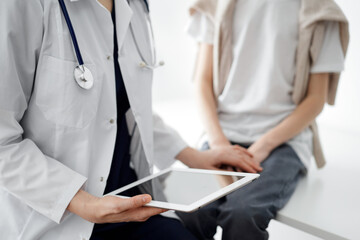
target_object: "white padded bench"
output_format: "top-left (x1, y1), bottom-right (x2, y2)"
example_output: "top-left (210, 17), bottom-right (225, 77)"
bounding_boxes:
top-left (275, 125), bottom-right (360, 240)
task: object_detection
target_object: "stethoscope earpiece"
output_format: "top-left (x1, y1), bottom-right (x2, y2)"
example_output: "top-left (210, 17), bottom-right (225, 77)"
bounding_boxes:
top-left (139, 60), bottom-right (165, 70)
top-left (129, 0), bottom-right (164, 71)
top-left (139, 61), bottom-right (147, 68)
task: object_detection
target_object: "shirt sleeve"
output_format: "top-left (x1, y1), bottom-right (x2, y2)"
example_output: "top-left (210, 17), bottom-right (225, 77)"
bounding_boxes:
top-left (310, 22), bottom-right (345, 73)
top-left (0, 0), bottom-right (86, 224)
top-left (153, 113), bottom-right (188, 169)
top-left (185, 11), bottom-right (215, 44)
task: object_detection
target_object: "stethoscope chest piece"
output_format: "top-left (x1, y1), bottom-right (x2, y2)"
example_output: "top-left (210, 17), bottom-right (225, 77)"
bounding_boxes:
top-left (74, 65), bottom-right (94, 90)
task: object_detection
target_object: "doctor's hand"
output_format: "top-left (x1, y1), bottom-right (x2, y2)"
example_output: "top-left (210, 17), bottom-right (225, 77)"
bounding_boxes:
top-left (67, 190), bottom-right (166, 223)
top-left (177, 147), bottom-right (262, 173)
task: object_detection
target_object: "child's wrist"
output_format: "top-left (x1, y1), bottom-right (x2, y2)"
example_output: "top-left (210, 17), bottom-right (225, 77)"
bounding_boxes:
top-left (254, 136), bottom-right (277, 153)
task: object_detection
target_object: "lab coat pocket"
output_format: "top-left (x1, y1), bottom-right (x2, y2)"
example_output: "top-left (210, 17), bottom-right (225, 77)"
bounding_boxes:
top-left (35, 55), bottom-right (100, 128)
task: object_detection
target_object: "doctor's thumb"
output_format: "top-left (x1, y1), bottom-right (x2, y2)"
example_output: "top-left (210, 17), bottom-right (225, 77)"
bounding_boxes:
top-left (125, 194), bottom-right (152, 209)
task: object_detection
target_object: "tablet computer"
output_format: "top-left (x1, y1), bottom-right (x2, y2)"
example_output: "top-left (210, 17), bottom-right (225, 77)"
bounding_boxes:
top-left (107, 168), bottom-right (259, 212)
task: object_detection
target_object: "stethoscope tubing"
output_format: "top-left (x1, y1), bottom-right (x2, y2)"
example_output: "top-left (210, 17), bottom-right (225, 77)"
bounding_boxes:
top-left (58, 0), bottom-right (84, 67)
top-left (58, 0), bottom-right (158, 81)
top-left (143, 0), bottom-right (150, 13)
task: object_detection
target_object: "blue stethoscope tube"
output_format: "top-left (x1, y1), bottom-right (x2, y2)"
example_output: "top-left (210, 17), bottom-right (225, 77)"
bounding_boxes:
top-left (58, 0), bottom-right (150, 69)
top-left (143, 0), bottom-right (150, 12)
top-left (58, 0), bottom-right (84, 66)
top-left (58, 0), bottom-right (155, 90)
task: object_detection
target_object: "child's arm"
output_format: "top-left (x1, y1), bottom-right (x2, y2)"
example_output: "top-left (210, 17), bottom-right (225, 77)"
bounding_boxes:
top-left (248, 73), bottom-right (329, 163)
top-left (195, 43), bottom-right (231, 148)
top-left (194, 43), bottom-right (260, 172)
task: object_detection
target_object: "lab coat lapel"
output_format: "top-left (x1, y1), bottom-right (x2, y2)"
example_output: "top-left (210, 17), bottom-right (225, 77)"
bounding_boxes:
top-left (115, 0), bottom-right (133, 50)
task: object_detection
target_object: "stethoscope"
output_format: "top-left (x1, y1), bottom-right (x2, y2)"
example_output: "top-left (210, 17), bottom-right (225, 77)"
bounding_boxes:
top-left (58, 0), bottom-right (164, 90)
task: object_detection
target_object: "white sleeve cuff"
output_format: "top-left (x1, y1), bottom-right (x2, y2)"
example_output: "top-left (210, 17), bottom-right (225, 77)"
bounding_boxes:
top-left (49, 174), bottom-right (87, 224)
top-left (185, 11), bottom-right (214, 44)
top-left (311, 21), bottom-right (345, 74)
top-left (310, 62), bottom-right (344, 73)
top-left (153, 113), bottom-right (188, 169)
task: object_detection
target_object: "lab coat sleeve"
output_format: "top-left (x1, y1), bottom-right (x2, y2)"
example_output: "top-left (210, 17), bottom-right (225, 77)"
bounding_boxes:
top-left (0, 0), bottom-right (87, 224)
top-left (152, 113), bottom-right (188, 169)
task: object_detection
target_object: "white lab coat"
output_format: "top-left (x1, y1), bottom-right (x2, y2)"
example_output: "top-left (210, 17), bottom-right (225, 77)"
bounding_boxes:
top-left (0, 0), bottom-right (187, 239)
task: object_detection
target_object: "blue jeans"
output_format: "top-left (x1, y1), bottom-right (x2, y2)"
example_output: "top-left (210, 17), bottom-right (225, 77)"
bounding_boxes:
top-left (177, 143), bottom-right (306, 240)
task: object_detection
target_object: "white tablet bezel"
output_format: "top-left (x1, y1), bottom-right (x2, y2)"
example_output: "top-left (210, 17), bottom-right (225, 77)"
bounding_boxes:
top-left (106, 168), bottom-right (260, 212)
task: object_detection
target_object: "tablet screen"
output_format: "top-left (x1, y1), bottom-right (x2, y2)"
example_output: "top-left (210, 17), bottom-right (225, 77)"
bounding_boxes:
top-left (116, 170), bottom-right (244, 205)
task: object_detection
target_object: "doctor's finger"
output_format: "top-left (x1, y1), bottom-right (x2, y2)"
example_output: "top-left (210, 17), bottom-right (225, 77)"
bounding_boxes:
top-left (235, 158), bottom-right (258, 173)
top-left (242, 156), bottom-right (262, 172)
top-left (131, 207), bottom-right (167, 222)
top-left (220, 154), bottom-right (256, 173)
top-left (120, 194), bottom-right (152, 211)
top-left (112, 206), bottom-right (166, 223)
top-left (233, 145), bottom-right (253, 158)
top-left (239, 153), bottom-right (261, 169)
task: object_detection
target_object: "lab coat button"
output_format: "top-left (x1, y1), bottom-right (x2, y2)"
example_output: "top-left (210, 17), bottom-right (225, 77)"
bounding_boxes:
top-left (107, 55), bottom-right (112, 60)
top-left (109, 119), bottom-right (115, 124)
top-left (100, 177), bottom-right (104, 182)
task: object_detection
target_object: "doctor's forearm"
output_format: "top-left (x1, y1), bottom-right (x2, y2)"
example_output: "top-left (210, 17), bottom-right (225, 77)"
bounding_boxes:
top-left (176, 147), bottom-right (209, 169)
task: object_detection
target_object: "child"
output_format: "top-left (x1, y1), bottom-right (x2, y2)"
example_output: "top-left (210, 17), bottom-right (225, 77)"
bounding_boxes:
top-left (178, 0), bottom-right (349, 239)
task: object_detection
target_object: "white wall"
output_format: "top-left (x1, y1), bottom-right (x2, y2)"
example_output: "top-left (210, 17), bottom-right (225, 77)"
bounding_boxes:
top-left (150, 0), bottom-right (195, 102)
top-left (150, 0), bottom-right (360, 133)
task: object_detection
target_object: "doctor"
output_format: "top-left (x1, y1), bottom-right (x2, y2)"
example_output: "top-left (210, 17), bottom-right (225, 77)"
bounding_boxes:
top-left (0, 0), bottom-right (261, 239)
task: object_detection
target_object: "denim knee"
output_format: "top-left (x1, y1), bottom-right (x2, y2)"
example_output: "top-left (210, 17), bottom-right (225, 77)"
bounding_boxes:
top-left (227, 203), bottom-right (272, 228)
top-left (218, 200), bottom-right (273, 240)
